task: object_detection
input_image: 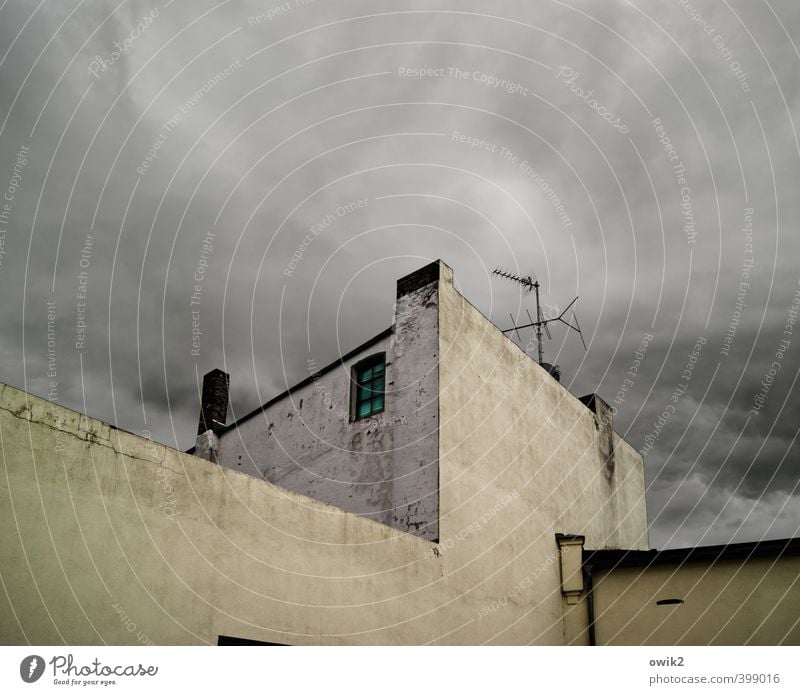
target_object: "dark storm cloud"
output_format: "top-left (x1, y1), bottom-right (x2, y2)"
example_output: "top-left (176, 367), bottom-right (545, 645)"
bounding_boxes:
top-left (0, 0), bottom-right (797, 549)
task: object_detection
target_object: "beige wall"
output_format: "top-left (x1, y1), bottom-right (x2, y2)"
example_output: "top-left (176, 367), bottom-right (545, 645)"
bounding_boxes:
top-left (437, 263), bottom-right (648, 644)
top-left (0, 262), bottom-right (649, 645)
top-left (573, 558), bottom-right (800, 645)
top-left (0, 383), bottom-right (443, 645)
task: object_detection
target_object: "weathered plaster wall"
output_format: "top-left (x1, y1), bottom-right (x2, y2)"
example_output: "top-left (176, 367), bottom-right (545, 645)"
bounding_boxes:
top-left (0, 383), bottom-right (441, 645)
top-left (437, 263), bottom-right (649, 644)
top-left (584, 559), bottom-right (800, 645)
top-left (215, 268), bottom-right (439, 540)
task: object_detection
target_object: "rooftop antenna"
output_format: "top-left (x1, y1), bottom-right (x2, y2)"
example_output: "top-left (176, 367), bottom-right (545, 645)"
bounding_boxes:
top-left (492, 268), bottom-right (587, 371)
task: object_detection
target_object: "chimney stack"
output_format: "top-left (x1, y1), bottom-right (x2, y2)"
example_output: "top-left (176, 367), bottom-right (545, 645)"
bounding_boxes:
top-left (195, 369), bottom-right (229, 463)
top-left (579, 394), bottom-right (615, 482)
top-left (197, 368), bottom-right (230, 435)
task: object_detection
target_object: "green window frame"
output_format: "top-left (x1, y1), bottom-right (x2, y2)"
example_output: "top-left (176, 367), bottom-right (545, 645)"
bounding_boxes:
top-left (353, 354), bottom-right (385, 420)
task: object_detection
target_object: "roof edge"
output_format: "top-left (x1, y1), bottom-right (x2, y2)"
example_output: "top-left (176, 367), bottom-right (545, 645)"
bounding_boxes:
top-left (584, 537), bottom-right (800, 569)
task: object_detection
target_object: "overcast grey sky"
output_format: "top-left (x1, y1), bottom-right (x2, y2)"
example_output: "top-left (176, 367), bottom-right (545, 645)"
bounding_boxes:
top-left (1, 0), bottom-right (798, 550)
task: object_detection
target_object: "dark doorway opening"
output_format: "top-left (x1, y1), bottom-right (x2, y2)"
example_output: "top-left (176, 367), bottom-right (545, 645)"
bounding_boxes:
top-left (217, 635), bottom-right (286, 645)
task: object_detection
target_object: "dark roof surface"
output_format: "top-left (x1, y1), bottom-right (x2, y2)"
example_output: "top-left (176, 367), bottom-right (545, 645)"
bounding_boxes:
top-left (584, 537), bottom-right (800, 569)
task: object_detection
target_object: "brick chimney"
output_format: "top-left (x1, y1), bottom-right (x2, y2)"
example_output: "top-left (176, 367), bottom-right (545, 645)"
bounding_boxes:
top-left (195, 369), bottom-right (229, 463)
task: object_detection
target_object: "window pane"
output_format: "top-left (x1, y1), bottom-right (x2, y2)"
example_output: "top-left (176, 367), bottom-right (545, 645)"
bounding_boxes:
top-left (353, 355), bottom-right (386, 420)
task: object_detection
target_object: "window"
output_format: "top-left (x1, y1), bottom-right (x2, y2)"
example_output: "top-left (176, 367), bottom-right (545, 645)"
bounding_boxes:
top-left (353, 354), bottom-right (385, 420)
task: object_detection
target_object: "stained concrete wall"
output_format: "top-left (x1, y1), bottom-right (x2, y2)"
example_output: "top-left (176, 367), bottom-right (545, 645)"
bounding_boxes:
top-left (436, 262), bottom-right (649, 644)
top-left (571, 558), bottom-right (800, 645)
top-left (215, 266), bottom-right (440, 540)
top-left (0, 382), bottom-right (440, 645)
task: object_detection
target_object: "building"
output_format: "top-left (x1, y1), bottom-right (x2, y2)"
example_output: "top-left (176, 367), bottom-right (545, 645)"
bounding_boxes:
top-left (189, 260), bottom-right (642, 549)
top-left (578, 537), bottom-right (800, 645)
top-left (0, 260), bottom-right (797, 645)
top-left (190, 260), bottom-right (443, 541)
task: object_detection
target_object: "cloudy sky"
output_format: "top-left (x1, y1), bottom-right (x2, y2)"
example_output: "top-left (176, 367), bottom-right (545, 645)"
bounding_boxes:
top-left (0, 0), bottom-right (797, 550)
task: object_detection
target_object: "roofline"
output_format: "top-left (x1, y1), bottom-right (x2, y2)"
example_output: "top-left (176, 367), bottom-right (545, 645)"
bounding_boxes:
top-left (584, 537), bottom-right (800, 569)
top-left (186, 326), bottom-right (394, 453)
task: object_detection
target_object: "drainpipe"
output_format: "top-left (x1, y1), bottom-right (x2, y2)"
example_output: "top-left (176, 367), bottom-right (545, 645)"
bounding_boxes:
top-left (584, 562), bottom-right (596, 646)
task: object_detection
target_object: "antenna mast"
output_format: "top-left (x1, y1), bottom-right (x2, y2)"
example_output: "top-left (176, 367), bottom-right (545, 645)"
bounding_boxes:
top-left (492, 267), bottom-right (586, 368)
top-left (533, 279), bottom-right (544, 364)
